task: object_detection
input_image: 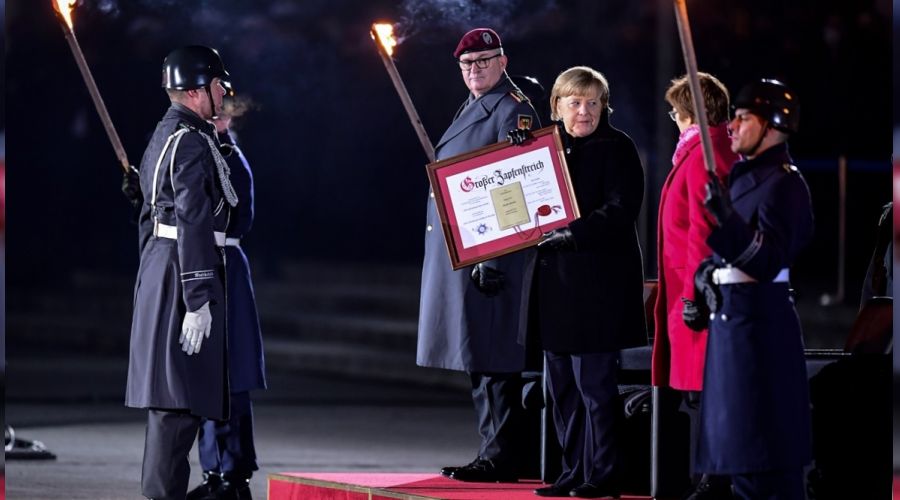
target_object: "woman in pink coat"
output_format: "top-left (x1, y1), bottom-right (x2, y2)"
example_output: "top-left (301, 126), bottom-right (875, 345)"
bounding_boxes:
top-left (650, 72), bottom-right (738, 499)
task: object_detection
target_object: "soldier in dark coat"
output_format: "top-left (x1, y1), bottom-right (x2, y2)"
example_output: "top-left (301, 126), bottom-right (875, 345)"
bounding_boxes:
top-left (187, 91), bottom-right (267, 500)
top-left (527, 66), bottom-right (646, 499)
top-left (125, 46), bottom-right (237, 500)
top-left (697, 79), bottom-right (814, 499)
top-left (416, 28), bottom-right (539, 482)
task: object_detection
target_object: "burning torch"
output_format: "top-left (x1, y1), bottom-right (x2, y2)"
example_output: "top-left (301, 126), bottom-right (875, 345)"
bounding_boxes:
top-left (370, 23), bottom-right (436, 163)
top-left (52, 0), bottom-right (131, 173)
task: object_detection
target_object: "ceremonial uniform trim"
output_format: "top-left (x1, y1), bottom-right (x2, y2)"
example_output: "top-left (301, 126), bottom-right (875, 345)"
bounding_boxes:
top-left (732, 230), bottom-right (763, 267)
top-left (181, 269), bottom-right (216, 282)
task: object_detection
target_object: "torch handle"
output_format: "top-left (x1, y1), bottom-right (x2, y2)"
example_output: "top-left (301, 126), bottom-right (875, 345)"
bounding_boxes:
top-left (371, 29), bottom-right (436, 163)
top-left (673, 0), bottom-right (716, 178)
top-left (61, 27), bottom-right (131, 173)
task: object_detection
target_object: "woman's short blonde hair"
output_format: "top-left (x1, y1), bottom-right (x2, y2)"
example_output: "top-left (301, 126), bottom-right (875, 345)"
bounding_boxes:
top-left (550, 66), bottom-right (611, 121)
top-left (665, 72), bottom-right (730, 125)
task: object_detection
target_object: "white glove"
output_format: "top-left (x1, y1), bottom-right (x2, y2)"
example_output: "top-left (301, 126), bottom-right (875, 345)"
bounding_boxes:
top-left (179, 301), bottom-right (211, 355)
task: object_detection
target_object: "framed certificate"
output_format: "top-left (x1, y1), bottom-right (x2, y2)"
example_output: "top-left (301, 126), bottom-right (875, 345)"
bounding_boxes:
top-left (426, 125), bottom-right (580, 270)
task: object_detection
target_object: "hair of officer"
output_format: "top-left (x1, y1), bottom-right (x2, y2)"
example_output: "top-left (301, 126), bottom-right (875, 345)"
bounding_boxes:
top-left (166, 88), bottom-right (191, 104)
top-left (550, 66), bottom-right (611, 121)
top-left (665, 72), bottom-right (730, 125)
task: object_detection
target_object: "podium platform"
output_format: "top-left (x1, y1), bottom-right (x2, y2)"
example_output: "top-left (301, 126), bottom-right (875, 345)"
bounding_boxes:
top-left (267, 472), bottom-right (652, 499)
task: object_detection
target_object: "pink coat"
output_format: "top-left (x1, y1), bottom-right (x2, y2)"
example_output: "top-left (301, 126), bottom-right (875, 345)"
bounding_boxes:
top-left (651, 123), bottom-right (738, 391)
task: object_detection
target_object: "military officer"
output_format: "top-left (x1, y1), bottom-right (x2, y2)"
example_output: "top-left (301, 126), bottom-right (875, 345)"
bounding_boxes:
top-left (416, 27), bottom-right (540, 482)
top-left (125, 45), bottom-right (236, 500)
top-left (696, 79), bottom-right (813, 499)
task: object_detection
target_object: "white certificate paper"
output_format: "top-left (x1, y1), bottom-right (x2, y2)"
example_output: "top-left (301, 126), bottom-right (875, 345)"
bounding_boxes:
top-left (444, 147), bottom-right (569, 249)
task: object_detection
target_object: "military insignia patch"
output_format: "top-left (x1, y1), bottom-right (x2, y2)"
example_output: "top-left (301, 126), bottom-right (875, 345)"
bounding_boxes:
top-left (517, 114), bottom-right (533, 130)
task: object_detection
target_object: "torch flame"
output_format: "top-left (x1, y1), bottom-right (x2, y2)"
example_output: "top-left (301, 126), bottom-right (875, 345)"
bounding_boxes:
top-left (53, 0), bottom-right (77, 29)
top-left (372, 23), bottom-right (397, 57)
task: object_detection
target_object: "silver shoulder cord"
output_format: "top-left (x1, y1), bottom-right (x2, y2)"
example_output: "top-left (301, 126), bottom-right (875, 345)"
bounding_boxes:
top-left (151, 128), bottom-right (190, 236)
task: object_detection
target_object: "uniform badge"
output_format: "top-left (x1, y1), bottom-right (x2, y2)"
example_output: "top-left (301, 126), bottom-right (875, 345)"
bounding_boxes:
top-left (517, 114), bottom-right (533, 130)
top-left (482, 32), bottom-right (493, 44)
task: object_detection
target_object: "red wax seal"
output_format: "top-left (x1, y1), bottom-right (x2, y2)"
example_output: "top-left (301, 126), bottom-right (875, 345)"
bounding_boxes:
top-left (537, 205), bottom-right (552, 216)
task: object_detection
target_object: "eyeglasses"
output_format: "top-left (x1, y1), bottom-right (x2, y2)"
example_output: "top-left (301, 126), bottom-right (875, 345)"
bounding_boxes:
top-left (458, 53), bottom-right (501, 71)
top-left (668, 109), bottom-right (678, 121)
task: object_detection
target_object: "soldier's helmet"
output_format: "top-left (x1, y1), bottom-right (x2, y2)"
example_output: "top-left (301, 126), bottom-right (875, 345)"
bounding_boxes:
top-left (732, 78), bottom-right (799, 134)
top-left (162, 45), bottom-right (229, 90)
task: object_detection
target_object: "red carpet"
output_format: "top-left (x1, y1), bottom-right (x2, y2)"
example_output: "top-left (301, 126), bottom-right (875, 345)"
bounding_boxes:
top-left (268, 472), bottom-right (651, 499)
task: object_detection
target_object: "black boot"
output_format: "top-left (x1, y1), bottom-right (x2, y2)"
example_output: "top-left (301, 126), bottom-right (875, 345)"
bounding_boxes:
top-left (219, 472), bottom-right (253, 500)
top-left (684, 474), bottom-right (733, 500)
top-left (186, 471), bottom-right (222, 500)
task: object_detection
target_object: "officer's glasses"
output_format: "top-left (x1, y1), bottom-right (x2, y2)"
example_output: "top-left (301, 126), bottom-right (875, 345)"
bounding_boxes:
top-left (458, 53), bottom-right (501, 71)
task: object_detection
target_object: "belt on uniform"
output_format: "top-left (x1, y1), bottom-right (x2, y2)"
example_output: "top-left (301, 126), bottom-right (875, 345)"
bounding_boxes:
top-left (712, 267), bottom-right (789, 285)
top-left (154, 222), bottom-right (240, 247)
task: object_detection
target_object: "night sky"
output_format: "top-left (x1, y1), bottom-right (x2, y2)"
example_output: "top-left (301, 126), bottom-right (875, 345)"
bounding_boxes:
top-left (6, 0), bottom-right (892, 300)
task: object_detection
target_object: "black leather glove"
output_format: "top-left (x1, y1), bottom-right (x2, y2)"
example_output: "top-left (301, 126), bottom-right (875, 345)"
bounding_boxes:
top-left (538, 228), bottom-right (575, 251)
top-left (681, 297), bottom-right (710, 332)
top-left (704, 177), bottom-right (733, 227)
top-left (693, 257), bottom-right (721, 314)
top-left (121, 166), bottom-right (143, 208)
top-left (470, 262), bottom-right (505, 297)
top-left (507, 128), bottom-right (531, 146)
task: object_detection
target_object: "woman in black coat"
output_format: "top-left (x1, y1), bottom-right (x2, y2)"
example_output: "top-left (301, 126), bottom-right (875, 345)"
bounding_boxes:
top-left (530, 66), bottom-right (647, 499)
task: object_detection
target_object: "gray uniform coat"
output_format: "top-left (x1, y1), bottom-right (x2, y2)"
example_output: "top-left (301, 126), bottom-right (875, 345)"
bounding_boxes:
top-left (126, 104), bottom-right (230, 420)
top-left (417, 77), bottom-right (539, 372)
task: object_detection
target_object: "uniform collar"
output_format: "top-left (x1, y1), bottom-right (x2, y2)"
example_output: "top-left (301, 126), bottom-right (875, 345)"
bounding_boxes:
top-left (729, 142), bottom-right (792, 202)
top-left (166, 102), bottom-right (216, 135)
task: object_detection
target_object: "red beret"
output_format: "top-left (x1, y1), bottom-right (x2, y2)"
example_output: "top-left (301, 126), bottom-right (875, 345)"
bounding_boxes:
top-left (453, 28), bottom-right (502, 59)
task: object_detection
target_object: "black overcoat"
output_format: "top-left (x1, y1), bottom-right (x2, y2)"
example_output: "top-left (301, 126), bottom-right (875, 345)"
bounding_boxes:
top-left (126, 104), bottom-right (230, 420)
top-left (696, 143), bottom-right (814, 473)
top-left (529, 116), bottom-right (648, 353)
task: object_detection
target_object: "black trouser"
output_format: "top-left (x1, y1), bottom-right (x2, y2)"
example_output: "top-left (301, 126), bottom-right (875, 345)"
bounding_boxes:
top-left (142, 409), bottom-right (202, 500)
top-left (731, 468), bottom-right (804, 500)
top-left (470, 371), bottom-right (522, 469)
top-left (545, 351), bottom-right (620, 488)
top-left (197, 391), bottom-right (257, 478)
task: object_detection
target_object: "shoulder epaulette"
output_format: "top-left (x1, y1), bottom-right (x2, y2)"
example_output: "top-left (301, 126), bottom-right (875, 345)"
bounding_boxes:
top-left (509, 89), bottom-right (529, 104)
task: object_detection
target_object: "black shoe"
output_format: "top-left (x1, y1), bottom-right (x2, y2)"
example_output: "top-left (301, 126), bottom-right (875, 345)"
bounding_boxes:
top-left (219, 472), bottom-right (253, 500)
top-left (535, 483), bottom-right (574, 497)
top-left (449, 458), bottom-right (518, 483)
top-left (569, 482), bottom-right (620, 499)
top-left (684, 474), bottom-right (732, 500)
top-left (441, 457), bottom-right (479, 477)
top-left (187, 471), bottom-right (222, 500)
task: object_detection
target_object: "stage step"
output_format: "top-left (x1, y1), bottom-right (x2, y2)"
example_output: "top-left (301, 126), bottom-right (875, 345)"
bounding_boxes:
top-left (267, 472), bottom-right (652, 500)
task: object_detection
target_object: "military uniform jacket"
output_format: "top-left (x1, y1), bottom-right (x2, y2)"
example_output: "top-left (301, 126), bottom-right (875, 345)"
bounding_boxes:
top-left (651, 123), bottom-right (737, 391)
top-left (126, 104), bottom-right (230, 420)
top-left (219, 131), bottom-right (267, 393)
top-left (696, 142), bottom-right (814, 474)
top-left (417, 77), bottom-right (539, 372)
top-left (529, 117), bottom-right (647, 354)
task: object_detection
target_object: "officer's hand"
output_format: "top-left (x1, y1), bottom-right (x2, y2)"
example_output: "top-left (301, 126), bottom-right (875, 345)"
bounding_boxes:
top-left (538, 228), bottom-right (575, 251)
top-left (470, 263), bottom-right (505, 297)
top-left (704, 177), bottom-right (733, 227)
top-left (507, 128), bottom-right (531, 146)
top-left (693, 257), bottom-right (721, 314)
top-left (121, 166), bottom-right (143, 208)
top-left (179, 301), bottom-right (211, 356)
top-left (681, 297), bottom-right (709, 332)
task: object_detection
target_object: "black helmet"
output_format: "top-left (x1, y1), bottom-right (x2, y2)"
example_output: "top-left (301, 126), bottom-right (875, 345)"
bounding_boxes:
top-left (732, 78), bottom-right (799, 134)
top-left (162, 45), bottom-right (229, 90)
top-left (510, 75), bottom-right (545, 103)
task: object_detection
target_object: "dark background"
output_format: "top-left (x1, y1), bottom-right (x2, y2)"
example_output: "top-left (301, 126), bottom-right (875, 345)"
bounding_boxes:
top-left (5, 0), bottom-right (892, 350)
